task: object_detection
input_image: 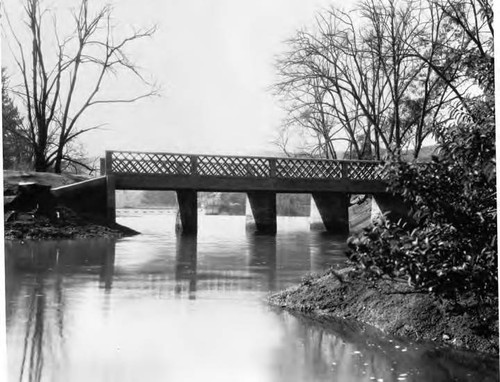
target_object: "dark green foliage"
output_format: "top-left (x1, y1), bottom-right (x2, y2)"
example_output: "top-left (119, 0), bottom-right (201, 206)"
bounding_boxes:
top-left (348, 110), bottom-right (496, 302)
top-left (2, 68), bottom-right (31, 169)
top-left (347, 0), bottom-right (496, 304)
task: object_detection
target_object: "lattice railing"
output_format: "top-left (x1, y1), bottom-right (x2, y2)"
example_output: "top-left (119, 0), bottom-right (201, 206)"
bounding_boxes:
top-left (347, 161), bottom-right (384, 180)
top-left (106, 151), bottom-right (385, 181)
top-left (110, 151), bottom-right (192, 175)
top-left (197, 155), bottom-right (270, 177)
top-left (276, 158), bottom-right (343, 179)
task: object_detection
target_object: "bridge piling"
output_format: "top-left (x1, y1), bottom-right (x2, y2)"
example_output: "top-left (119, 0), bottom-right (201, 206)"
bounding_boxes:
top-left (311, 192), bottom-right (349, 235)
top-left (176, 190), bottom-right (198, 235)
top-left (246, 191), bottom-right (277, 234)
top-left (310, 196), bottom-right (326, 231)
top-left (102, 150), bottom-right (392, 233)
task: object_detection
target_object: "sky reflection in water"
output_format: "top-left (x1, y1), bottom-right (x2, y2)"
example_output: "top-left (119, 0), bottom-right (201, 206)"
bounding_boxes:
top-left (5, 213), bottom-right (499, 382)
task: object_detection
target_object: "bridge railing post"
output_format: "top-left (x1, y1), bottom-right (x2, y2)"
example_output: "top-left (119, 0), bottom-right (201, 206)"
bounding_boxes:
top-left (341, 162), bottom-right (349, 178)
top-left (269, 158), bottom-right (277, 178)
top-left (190, 155), bottom-right (198, 175)
top-left (105, 151), bottom-right (113, 174)
top-left (99, 158), bottom-right (105, 176)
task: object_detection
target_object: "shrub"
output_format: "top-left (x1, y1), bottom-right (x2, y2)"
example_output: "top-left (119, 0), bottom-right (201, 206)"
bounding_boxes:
top-left (347, 111), bottom-right (497, 303)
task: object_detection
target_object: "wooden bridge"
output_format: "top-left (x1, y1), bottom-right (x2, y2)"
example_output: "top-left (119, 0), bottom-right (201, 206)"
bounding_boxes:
top-left (91, 150), bottom-right (406, 235)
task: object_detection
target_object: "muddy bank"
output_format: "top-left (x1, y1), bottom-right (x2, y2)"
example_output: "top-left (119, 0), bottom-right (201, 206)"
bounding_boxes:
top-left (4, 171), bottom-right (138, 241)
top-left (268, 268), bottom-right (499, 355)
top-left (4, 208), bottom-right (138, 241)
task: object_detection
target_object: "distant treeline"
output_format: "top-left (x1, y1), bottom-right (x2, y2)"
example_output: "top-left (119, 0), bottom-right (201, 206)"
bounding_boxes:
top-left (116, 190), bottom-right (311, 216)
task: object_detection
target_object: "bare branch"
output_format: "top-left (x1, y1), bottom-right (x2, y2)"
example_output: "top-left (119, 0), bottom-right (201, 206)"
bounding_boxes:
top-left (3, 0), bottom-right (157, 172)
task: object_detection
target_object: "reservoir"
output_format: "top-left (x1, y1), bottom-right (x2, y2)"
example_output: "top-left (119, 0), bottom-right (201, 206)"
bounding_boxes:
top-left (5, 212), bottom-right (498, 381)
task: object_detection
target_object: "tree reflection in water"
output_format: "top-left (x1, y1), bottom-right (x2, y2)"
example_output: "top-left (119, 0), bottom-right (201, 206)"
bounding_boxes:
top-left (271, 311), bottom-right (499, 382)
top-left (5, 239), bottom-right (116, 382)
top-left (19, 274), bottom-right (45, 382)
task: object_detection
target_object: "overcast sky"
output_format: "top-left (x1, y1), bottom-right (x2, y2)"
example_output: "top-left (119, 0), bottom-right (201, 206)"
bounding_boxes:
top-left (2, 0), bottom-right (347, 158)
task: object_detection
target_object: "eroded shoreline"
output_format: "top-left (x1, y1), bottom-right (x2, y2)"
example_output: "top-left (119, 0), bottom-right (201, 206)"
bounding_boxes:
top-left (4, 217), bottom-right (138, 241)
top-left (268, 268), bottom-right (499, 355)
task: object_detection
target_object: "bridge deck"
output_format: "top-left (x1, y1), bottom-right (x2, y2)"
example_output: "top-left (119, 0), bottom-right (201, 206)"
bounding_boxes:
top-left (104, 150), bottom-right (388, 193)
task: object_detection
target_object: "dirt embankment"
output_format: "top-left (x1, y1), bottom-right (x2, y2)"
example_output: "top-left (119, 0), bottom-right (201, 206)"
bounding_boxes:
top-left (269, 268), bottom-right (499, 355)
top-left (4, 171), bottom-right (138, 240)
top-left (4, 209), bottom-right (137, 240)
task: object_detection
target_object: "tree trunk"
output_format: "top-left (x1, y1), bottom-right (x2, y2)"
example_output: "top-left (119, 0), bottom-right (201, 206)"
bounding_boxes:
top-left (54, 150), bottom-right (63, 174)
top-left (34, 149), bottom-right (48, 172)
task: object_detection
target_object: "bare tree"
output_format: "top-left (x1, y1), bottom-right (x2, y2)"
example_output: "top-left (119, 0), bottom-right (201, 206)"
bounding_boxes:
top-left (5, 0), bottom-right (158, 173)
top-left (274, 0), bottom-right (459, 160)
top-left (405, 0), bottom-right (494, 113)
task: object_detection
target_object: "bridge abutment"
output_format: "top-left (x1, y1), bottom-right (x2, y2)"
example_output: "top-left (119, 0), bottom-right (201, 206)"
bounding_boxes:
top-left (311, 192), bottom-right (349, 235)
top-left (176, 190), bottom-right (198, 235)
top-left (106, 175), bottom-right (116, 223)
top-left (246, 191), bottom-right (277, 234)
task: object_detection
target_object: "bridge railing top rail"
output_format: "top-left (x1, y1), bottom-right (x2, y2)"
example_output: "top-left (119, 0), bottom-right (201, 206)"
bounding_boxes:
top-left (104, 150), bottom-right (385, 181)
top-left (105, 149), bottom-right (383, 163)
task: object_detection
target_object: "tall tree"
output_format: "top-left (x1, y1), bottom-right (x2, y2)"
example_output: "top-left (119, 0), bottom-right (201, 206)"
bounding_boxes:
top-left (5, 0), bottom-right (157, 173)
top-left (347, 0), bottom-right (495, 302)
top-left (274, 0), bottom-right (459, 160)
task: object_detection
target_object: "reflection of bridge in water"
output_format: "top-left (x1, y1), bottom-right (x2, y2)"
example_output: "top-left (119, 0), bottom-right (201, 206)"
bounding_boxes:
top-left (6, 235), bottom-right (497, 382)
top-left (4, 228), bottom-right (345, 312)
top-left (96, 151), bottom-right (409, 235)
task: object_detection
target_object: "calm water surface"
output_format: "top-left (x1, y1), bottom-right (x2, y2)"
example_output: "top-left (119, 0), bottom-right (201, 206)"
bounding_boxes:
top-left (5, 212), bottom-right (499, 382)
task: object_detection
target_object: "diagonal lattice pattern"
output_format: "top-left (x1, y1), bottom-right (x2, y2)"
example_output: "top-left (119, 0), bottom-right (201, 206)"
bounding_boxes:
top-left (197, 156), bottom-right (270, 177)
top-left (276, 158), bottom-right (343, 179)
top-left (111, 152), bottom-right (192, 175)
top-left (107, 151), bottom-right (386, 181)
top-left (347, 161), bottom-right (384, 180)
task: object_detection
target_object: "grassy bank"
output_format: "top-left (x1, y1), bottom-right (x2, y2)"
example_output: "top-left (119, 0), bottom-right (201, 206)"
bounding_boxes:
top-left (269, 268), bottom-right (499, 355)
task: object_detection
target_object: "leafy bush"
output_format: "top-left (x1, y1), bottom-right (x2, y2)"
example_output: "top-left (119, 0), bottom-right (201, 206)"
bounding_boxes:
top-left (347, 111), bottom-right (497, 303)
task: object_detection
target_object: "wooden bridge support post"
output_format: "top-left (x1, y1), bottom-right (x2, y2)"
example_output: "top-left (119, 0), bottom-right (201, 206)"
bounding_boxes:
top-left (246, 191), bottom-right (277, 234)
top-left (176, 190), bottom-right (198, 235)
top-left (311, 192), bottom-right (349, 235)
